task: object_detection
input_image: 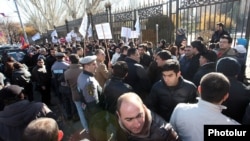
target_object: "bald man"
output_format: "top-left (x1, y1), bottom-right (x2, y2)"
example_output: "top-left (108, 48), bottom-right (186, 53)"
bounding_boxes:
top-left (116, 92), bottom-right (181, 141)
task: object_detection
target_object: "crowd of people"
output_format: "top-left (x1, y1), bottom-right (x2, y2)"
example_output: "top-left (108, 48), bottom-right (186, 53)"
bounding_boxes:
top-left (0, 22), bottom-right (250, 141)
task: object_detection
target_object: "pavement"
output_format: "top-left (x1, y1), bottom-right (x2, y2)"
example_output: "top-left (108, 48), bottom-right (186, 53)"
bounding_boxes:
top-left (33, 90), bottom-right (91, 141)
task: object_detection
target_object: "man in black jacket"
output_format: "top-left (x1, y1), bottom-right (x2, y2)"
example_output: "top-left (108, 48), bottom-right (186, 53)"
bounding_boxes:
top-left (102, 61), bottom-right (133, 114)
top-left (147, 59), bottom-right (198, 122)
top-left (210, 22), bottom-right (230, 44)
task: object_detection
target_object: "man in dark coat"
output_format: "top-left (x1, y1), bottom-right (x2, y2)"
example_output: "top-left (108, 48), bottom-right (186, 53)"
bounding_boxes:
top-left (210, 22), bottom-right (230, 44)
top-left (192, 50), bottom-right (217, 87)
top-left (0, 85), bottom-right (56, 141)
top-left (216, 57), bottom-right (250, 123)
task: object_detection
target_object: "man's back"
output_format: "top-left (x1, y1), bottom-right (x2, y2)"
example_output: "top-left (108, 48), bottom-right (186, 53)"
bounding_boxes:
top-left (0, 100), bottom-right (53, 141)
top-left (170, 100), bottom-right (239, 141)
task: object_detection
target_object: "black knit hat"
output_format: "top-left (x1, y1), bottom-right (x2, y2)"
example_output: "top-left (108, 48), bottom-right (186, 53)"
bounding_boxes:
top-left (200, 50), bottom-right (217, 62)
top-left (0, 85), bottom-right (24, 102)
top-left (216, 57), bottom-right (241, 77)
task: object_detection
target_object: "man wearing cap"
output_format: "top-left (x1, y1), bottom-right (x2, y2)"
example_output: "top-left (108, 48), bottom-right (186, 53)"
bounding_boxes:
top-left (51, 52), bottom-right (72, 120)
top-left (77, 55), bottom-right (102, 130)
top-left (216, 57), bottom-right (250, 124)
top-left (0, 85), bottom-right (56, 141)
top-left (210, 22), bottom-right (230, 43)
top-left (192, 50), bottom-right (217, 87)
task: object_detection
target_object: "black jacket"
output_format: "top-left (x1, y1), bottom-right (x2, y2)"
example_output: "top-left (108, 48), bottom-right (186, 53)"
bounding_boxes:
top-left (222, 77), bottom-right (250, 123)
top-left (147, 77), bottom-right (197, 121)
top-left (102, 76), bottom-right (133, 114)
top-left (192, 62), bottom-right (216, 87)
top-left (124, 57), bottom-right (151, 101)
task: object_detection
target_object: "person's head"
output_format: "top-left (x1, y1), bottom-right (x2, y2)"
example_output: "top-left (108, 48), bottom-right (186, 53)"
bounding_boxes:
top-left (79, 55), bottom-right (97, 74)
top-left (37, 58), bottom-right (45, 67)
top-left (219, 35), bottom-right (232, 50)
top-left (168, 45), bottom-right (178, 56)
top-left (112, 61), bottom-right (128, 78)
top-left (127, 48), bottom-right (140, 63)
top-left (146, 42), bottom-right (153, 49)
top-left (55, 52), bottom-right (65, 60)
top-left (13, 62), bottom-right (24, 70)
top-left (76, 47), bottom-right (84, 57)
top-left (236, 38), bottom-right (247, 47)
top-left (197, 36), bottom-right (204, 42)
top-left (176, 28), bottom-right (185, 35)
top-left (22, 117), bottom-right (64, 141)
top-left (116, 92), bottom-right (146, 134)
top-left (216, 22), bottom-right (225, 31)
top-left (199, 50), bottom-right (217, 66)
top-left (95, 48), bottom-right (106, 62)
top-left (234, 44), bottom-right (246, 54)
top-left (216, 57), bottom-right (241, 77)
top-left (155, 50), bottom-right (172, 67)
top-left (114, 46), bottom-right (121, 53)
top-left (0, 85), bottom-right (25, 106)
top-left (120, 46), bottom-right (130, 55)
top-left (161, 59), bottom-right (181, 87)
top-left (178, 46), bottom-right (185, 56)
top-left (49, 47), bottom-right (57, 57)
top-left (39, 48), bottom-right (47, 55)
top-left (184, 45), bottom-right (193, 58)
top-left (199, 72), bottom-right (229, 104)
top-left (69, 54), bottom-right (79, 64)
top-left (137, 44), bottom-right (147, 56)
top-left (128, 41), bottom-right (135, 48)
top-left (159, 39), bottom-right (166, 48)
top-left (190, 40), bottom-right (207, 55)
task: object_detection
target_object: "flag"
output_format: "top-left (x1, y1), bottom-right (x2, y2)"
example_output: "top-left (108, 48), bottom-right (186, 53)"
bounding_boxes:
top-left (0, 13), bottom-right (6, 17)
top-left (135, 15), bottom-right (140, 35)
top-left (79, 13), bottom-right (88, 37)
top-left (70, 30), bottom-right (77, 38)
top-left (51, 30), bottom-right (58, 38)
top-left (51, 30), bottom-right (58, 44)
top-left (88, 24), bottom-right (93, 37)
top-left (32, 33), bottom-right (41, 41)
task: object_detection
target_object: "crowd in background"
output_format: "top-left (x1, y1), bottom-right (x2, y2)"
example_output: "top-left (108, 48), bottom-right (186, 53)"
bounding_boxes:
top-left (0, 22), bottom-right (250, 141)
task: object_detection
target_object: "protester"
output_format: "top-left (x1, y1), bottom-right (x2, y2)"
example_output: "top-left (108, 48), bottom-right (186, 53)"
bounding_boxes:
top-left (116, 92), bottom-right (181, 141)
top-left (64, 54), bottom-right (88, 131)
top-left (147, 59), bottom-right (197, 122)
top-left (0, 85), bottom-right (56, 141)
top-left (102, 61), bottom-right (133, 114)
top-left (170, 72), bottom-right (240, 141)
top-left (216, 57), bottom-right (250, 123)
top-left (192, 50), bottom-right (217, 87)
top-left (22, 117), bottom-right (64, 141)
top-left (210, 22), bottom-right (230, 44)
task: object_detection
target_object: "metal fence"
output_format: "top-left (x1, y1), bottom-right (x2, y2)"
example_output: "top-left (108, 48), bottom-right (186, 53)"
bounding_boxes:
top-left (43, 0), bottom-right (250, 47)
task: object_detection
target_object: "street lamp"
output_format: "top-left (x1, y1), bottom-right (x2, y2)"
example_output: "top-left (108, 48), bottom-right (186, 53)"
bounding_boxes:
top-left (105, 1), bottom-right (111, 22)
top-left (13, 0), bottom-right (29, 44)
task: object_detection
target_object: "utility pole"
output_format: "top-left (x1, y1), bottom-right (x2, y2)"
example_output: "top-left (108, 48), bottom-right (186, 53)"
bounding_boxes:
top-left (13, 0), bottom-right (29, 44)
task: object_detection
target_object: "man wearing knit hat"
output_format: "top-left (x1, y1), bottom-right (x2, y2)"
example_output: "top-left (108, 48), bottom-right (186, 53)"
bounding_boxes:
top-left (216, 57), bottom-right (250, 124)
top-left (0, 85), bottom-right (56, 141)
top-left (192, 50), bottom-right (217, 86)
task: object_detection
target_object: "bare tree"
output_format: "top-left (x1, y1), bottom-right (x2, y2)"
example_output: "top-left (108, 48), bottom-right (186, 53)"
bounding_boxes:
top-left (17, 0), bottom-right (67, 32)
top-left (16, 0), bottom-right (108, 33)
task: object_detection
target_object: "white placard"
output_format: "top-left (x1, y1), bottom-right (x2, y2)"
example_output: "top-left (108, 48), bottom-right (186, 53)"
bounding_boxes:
top-left (121, 27), bottom-right (131, 38)
top-left (95, 23), bottom-right (112, 39)
top-left (130, 31), bottom-right (139, 39)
